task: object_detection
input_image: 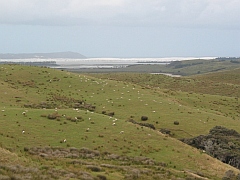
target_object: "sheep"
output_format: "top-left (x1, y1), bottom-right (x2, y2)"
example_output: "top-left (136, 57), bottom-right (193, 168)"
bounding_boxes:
top-left (120, 131), bottom-right (124, 134)
top-left (86, 128), bottom-right (90, 132)
top-left (22, 112), bottom-right (26, 115)
top-left (112, 123), bottom-right (116, 126)
top-left (22, 130), bottom-right (25, 134)
top-left (63, 139), bottom-right (67, 143)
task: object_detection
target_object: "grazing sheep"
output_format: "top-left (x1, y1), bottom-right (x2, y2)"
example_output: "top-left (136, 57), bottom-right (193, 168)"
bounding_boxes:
top-left (22, 112), bottom-right (26, 115)
top-left (112, 123), bottom-right (116, 126)
top-left (22, 130), bottom-right (25, 134)
top-left (63, 139), bottom-right (67, 143)
top-left (120, 131), bottom-right (124, 134)
top-left (86, 128), bottom-right (90, 132)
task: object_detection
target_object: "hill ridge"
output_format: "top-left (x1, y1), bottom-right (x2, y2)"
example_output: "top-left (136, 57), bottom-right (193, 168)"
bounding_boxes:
top-left (0, 51), bottom-right (87, 59)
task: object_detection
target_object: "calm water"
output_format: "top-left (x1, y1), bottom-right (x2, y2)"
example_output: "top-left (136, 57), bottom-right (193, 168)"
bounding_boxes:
top-left (0, 57), bottom-right (216, 69)
top-left (54, 57), bottom-right (215, 69)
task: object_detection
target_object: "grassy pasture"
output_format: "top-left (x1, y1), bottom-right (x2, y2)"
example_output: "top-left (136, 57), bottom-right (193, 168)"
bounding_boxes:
top-left (0, 64), bottom-right (240, 179)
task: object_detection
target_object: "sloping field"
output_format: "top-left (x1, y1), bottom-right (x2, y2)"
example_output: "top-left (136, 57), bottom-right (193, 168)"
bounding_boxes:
top-left (0, 64), bottom-right (239, 179)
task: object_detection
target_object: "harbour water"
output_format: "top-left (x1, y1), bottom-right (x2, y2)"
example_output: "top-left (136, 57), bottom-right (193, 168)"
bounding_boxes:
top-left (0, 57), bottom-right (216, 69)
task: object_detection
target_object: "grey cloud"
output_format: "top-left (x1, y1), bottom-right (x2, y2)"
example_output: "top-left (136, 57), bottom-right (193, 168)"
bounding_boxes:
top-left (0, 0), bottom-right (239, 28)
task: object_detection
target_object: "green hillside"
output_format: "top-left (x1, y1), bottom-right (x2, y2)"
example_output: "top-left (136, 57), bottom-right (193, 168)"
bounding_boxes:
top-left (0, 64), bottom-right (239, 179)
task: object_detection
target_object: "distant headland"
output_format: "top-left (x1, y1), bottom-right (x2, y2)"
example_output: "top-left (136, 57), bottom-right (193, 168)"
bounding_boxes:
top-left (0, 51), bottom-right (87, 59)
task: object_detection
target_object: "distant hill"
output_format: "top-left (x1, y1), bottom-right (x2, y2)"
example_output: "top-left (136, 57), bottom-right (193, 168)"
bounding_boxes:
top-left (0, 51), bottom-right (87, 59)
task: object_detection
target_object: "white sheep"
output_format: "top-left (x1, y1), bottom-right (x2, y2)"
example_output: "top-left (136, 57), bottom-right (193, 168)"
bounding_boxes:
top-left (63, 139), bottom-right (67, 143)
top-left (112, 123), bottom-right (116, 126)
top-left (86, 128), bottom-right (90, 132)
top-left (22, 130), bottom-right (25, 134)
top-left (120, 131), bottom-right (124, 134)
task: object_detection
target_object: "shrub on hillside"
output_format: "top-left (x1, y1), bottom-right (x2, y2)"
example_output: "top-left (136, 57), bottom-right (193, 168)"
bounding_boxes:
top-left (108, 112), bottom-right (115, 117)
top-left (160, 129), bottom-right (171, 135)
top-left (47, 113), bottom-right (59, 120)
top-left (97, 174), bottom-right (107, 180)
top-left (86, 165), bottom-right (102, 172)
top-left (141, 116), bottom-right (148, 121)
top-left (173, 121), bottom-right (179, 125)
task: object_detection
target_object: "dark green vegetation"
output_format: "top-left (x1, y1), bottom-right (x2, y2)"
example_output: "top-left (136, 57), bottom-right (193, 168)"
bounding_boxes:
top-left (0, 64), bottom-right (239, 179)
top-left (182, 126), bottom-right (240, 170)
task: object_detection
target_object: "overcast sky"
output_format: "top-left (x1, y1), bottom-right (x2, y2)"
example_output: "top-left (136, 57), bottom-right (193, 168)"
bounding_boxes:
top-left (0, 0), bottom-right (239, 57)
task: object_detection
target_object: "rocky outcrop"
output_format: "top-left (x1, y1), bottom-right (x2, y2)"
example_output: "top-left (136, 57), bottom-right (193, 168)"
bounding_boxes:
top-left (181, 126), bottom-right (240, 169)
